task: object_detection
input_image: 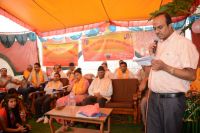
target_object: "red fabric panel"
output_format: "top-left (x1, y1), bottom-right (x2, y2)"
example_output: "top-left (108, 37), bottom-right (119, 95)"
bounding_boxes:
top-left (191, 31), bottom-right (200, 66)
top-left (0, 41), bottom-right (38, 72)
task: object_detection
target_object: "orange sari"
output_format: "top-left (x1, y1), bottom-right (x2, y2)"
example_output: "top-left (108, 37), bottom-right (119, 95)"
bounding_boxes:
top-left (72, 77), bottom-right (88, 95)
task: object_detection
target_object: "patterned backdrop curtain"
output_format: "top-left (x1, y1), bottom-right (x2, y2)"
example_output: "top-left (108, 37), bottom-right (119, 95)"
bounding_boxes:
top-left (0, 40), bottom-right (38, 73)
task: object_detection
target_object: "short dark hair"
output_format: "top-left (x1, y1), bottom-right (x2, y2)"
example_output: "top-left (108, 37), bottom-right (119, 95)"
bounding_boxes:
top-left (120, 61), bottom-right (127, 67)
top-left (54, 72), bottom-right (61, 77)
top-left (69, 62), bottom-right (75, 67)
top-left (74, 68), bottom-right (82, 74)
top-left (98, 66), bottom-right (105, 71)
top-left (8, 88), bottom-right (18, 94)
top-left (34, 63), bottom-right (41, 67)
top-left (154, 12), bottom-right (172, 25)
top-left (101, 62), bottom-right (107, 67)
top-left (54, 64), bottom-right (61, 69)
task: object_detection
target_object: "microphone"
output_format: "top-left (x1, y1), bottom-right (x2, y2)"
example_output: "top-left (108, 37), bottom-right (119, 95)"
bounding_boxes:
top-left (153, 40), bottom-right (158, 54)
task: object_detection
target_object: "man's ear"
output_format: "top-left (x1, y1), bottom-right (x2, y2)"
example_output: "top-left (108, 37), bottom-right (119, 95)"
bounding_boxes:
top-left (168, 23), bottom-right (173, 29)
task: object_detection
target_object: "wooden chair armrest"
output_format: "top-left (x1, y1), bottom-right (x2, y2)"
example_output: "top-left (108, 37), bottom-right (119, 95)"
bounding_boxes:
top-left (29, 91), bottom-right (45, 99)
top-left (137, 91), bottom-right (142, 100)
top-left (55, 91), bottom-right (65, 98)
top-left (132, 93), bottom-right (138, 101)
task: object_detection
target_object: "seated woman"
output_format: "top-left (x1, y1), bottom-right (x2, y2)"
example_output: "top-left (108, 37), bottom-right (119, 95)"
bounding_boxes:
top-left (56, 68), bottom-right (89, 107)
top-left (0, 94), bottom-right (31, 132)
top-left (35, 73), bottom-right (63, 124)
top-left (6, 88), bottom-right (28, 124)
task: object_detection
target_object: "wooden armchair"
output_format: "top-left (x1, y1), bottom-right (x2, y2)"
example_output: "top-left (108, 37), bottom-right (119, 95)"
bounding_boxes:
top-left (60, 78), bottom-right (69, 87)
top-left (105, 79), bottom-right (139, 124)
top-left (29, 78), bottom-right (69, 114)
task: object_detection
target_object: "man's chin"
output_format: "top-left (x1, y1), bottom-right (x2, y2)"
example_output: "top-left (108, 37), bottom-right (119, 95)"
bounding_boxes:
top-left (157, 35), bottom-right (163, 39)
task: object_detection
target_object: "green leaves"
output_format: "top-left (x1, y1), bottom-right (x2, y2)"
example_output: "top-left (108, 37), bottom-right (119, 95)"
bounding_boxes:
top-left (150, 0), bottom-right (195, 17)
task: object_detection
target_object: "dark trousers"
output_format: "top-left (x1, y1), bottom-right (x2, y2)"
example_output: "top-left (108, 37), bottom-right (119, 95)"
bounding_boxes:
top-left (35, 95), bottom-right (53, 118)
top-left (18, 88), bottom-right (28, 103)
top-left (22, 86), bottom-right (44, 105)
top-left (146, 92), bottom-right (186, 133)
top-left (82, 96), bottom-right (107, 108)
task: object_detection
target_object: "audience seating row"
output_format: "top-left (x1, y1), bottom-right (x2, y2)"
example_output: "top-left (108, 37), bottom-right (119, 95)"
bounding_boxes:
top-left (29, 78), bottom-right (140, 124)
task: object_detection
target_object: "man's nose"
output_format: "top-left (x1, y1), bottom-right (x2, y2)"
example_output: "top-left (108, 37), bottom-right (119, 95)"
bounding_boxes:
top-left (155, 28), bottom-right (160, 34)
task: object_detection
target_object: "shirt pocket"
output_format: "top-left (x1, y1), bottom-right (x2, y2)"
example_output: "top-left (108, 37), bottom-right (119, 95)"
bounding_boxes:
top-left (161, 51), bottom-right (180, 67)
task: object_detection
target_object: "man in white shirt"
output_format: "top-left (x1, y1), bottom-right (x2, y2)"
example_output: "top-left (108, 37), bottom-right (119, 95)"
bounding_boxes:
top-left (82, 66), bottom-right (113, 107)
top-left (50, 64), bottom-right (67, 79)
top-left (147, 12), bottom-right (199, 133)
top-left (101, 61), bottom-right (114, 79)
top-left (0, 68), bottom-right (21, 90)
top-left (0, 68), bottom-right (21, 101)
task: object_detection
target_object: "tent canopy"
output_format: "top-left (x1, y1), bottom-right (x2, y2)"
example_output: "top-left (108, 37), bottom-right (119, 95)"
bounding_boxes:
top-left (0, 0), bottom-right (173, 36)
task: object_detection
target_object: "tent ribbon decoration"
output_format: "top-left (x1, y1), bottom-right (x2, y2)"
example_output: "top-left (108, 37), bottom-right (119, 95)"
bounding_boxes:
top-left (0, 32), bottom-right (37, 48)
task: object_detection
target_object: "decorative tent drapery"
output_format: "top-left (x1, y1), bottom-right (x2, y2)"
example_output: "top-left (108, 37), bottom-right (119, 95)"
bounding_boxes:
top-left (0, 32), bottom-right (37, 48)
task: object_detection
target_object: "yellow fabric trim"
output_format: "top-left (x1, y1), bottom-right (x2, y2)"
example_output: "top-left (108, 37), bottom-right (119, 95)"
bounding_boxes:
top-left (31, 70), bottom-right (44, 86)
top-left (23, 70), bottom-right (30, 80)
top-left (116, 68), bottom-right (129, 79)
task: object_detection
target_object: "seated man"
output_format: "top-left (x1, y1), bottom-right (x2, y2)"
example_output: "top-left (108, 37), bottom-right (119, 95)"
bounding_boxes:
top-left (49, 64), bottom-right (67, 80)
top-left (114, 61), bottom-right (135, 79)
top-left (0, 68), bottom-right (21, 90)
top-left (24, 63), bottom-right (48, 104)
top-left (22, 65), bottom-right (33, 89)
top-left (114, 60), bottom-right (123, 73)
top-left (35, 73), bottom-right (63, 124)
top-left (23, 65), bottom-right (33, 80)
top-left (0, 68), bottom-right (21, 101)
top-left (101, 61), bottom-right (114, 79)
top-left (81, 66), bottom-right (113, 107)
top-left (27, 63), bottom-right (48, 92)
top-left (56, 68), bottom-right (89, 107)
top-left (66, 62), bottom-right (76, 84)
